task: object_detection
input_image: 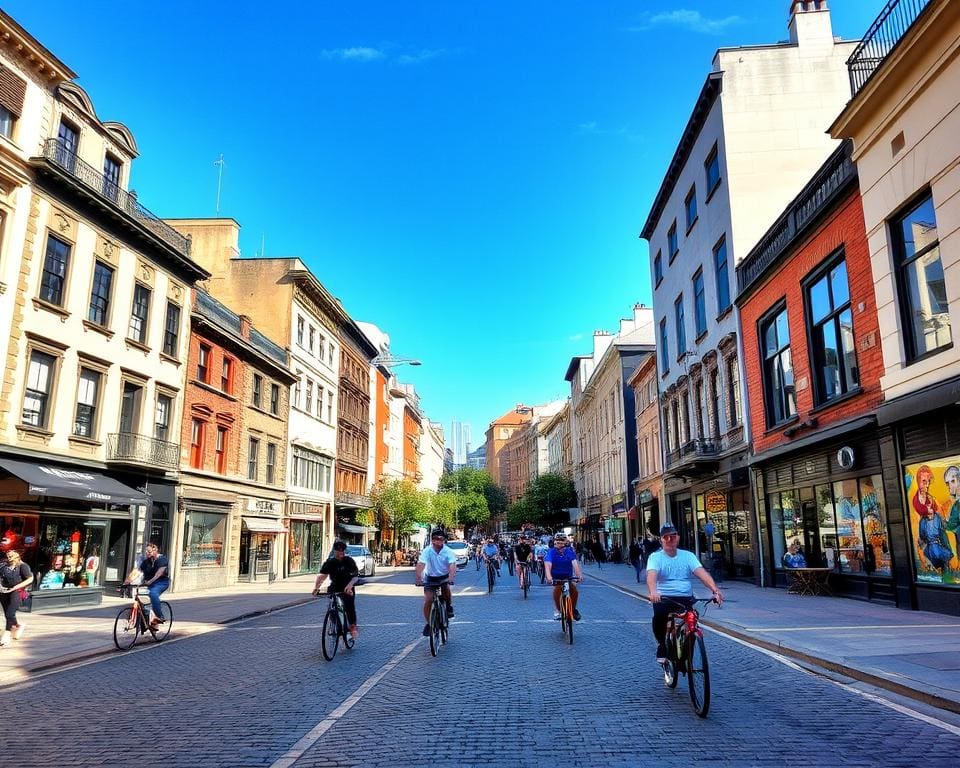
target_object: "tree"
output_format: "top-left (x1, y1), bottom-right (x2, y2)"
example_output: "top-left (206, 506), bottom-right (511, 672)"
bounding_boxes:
top-left (523, 473), bottom-right (577, 528)
top-left (371, 478), bottom-right (432, 547)
top-left (437, 468), bottom-right (497, 529)
top-left (507, 497), bottom-right (535, 529)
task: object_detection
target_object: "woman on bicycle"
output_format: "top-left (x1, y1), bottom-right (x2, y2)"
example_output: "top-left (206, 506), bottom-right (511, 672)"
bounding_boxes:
top-left (313, 540), bottom-right (360, 639)
top-left (646, 523), bottom-right (723, 663)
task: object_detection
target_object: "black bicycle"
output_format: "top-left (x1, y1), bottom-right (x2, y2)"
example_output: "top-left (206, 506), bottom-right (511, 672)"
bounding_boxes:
top-left (660, 597), bottom-right (717, 717)
top-left (422, 578), bottom-right (450, 656)
top-left (319, 590), bottom-right (355, 661)
top-left (113, 585), bottom-right (173, 650)
top-left (517, 561), bottom-right (531, 599)
top-left (554, 578), bottom-right (578, 644)
top-left (485, 557), bottom-right (498, 593)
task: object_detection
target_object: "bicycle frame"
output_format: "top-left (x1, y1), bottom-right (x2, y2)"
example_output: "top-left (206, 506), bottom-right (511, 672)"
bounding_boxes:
top-left (424, 579), bottom-right (449, 656)
top-left (661, 597), bottom-right (715, 717)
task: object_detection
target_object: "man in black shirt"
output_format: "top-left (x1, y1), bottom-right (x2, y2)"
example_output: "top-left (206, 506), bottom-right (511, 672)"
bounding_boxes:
top-left (136, 541), bottom-right (170, 628)
top-left (513, 534), bottom-right (533, 589)
top-left (313, 540), bottom-right (360, 638)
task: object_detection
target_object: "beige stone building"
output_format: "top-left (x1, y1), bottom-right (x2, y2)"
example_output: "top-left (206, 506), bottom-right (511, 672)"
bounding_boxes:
top-left (628, 354), bottom-right (663, 544)
top-left (0, 11), bottom-right (208, 609)
top-left (485, 406), bottom-right (531, 498)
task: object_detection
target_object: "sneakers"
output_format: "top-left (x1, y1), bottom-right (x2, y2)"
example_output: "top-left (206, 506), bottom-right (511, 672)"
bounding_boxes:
top-left (0, 631), bottom-right (10, 647)
top-left (656, 643), bottom-right (667, 663)
top-left (446, 605), bottom-right (455, 619)
top-left (553, 610), bottom-right (562, 620)
top-left (422, 623), bottom-right (431, 636)
top-left (573, 609), bottom-right (582, 621)
top-left (11, 624), bottom-right (26, 640)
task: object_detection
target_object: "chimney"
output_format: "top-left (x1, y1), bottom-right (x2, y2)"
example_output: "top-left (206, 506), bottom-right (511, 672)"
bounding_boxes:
top-left (239, 314), bottom-right (252, 339)
top-left (788, 0), bottom-right (833, 48)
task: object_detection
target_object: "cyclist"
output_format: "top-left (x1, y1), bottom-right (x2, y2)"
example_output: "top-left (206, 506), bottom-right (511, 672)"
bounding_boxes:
top-left (415, 529), bottom-right (457, 636)
top-left (312, 539), bottom-right (360, 639)
top-left (480, 538), bottom-right (501, 577)
top-left (533, 538), bottom-right (548, 577)
top-left (136, 541), bottom-right (170, 629)
top-left (646, 523), bottom-right (723, 663)
top-left (544, 532), bottom-right (583, 621)
top-left (513, 533), bottom-right (533, 588)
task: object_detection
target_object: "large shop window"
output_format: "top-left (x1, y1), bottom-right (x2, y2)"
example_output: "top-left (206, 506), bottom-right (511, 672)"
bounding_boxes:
top-left (769, 475), bottom-right (891, 577)
top-left (2, 514), bottom-right (110, 590)
top-left (903, 459), bottom-right (960, 587)
top-left (182, 510), bottom-right (227, 567)
top-left (288, 520), bottom-right (326, 574)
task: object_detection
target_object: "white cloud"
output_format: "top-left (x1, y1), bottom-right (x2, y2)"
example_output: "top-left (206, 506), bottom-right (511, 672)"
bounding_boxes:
top-left (630, 9), bottom-right (742, 35)
top-left (576, 121), bottom-right (643, 142)
top-left (320, 45), bottom-right (448, 65)
top-left (568, 333), bottom-right (584, 342)
top-left (397, 48), bottom-right (447, 65)
top-left (321, 46), bottom-right (386, 62)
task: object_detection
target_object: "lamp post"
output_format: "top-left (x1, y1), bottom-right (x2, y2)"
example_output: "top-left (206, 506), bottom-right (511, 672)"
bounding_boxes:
top-left (371, 354), bottom-right (422, 367)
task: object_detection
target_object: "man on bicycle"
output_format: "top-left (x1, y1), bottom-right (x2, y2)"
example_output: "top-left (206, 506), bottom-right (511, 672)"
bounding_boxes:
top-left (480, 538), bottom-right (501, 577)
top-left (415, 529), bottom-right (457, 636)
top-left (313, 539), bottom-right (360, 639)
top-left (513, 533), bottom-right (533, 588)
top-left (137, 541), bottom-right (170, 629)
top-left (544, 532), bottom-right (582, 621)
top-left (646, 523), bottom-right (723, 663)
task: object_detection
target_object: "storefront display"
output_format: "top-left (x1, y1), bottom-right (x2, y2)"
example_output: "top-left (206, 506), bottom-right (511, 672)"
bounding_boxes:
top-left (903, 459), bottom-right (960, 587)
top-left (181, 510), bottom-right (227, 567)
top-left (288, 520), bottom-right (325, 574)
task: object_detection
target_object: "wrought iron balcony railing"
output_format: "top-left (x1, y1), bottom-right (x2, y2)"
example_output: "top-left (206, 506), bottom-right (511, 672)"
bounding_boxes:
top-left (665, 438), bottom-right (721, 470)
top-left (846, 0), bottom-right (933, 97)
top-left (107, 432), bottom-right (180, 470)
top-left (38, 139), bottom-right (192, 257)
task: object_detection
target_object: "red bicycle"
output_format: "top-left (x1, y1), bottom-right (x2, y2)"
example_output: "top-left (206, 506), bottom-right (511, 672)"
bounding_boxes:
top-left (660, 597), bottom-right (718, 717)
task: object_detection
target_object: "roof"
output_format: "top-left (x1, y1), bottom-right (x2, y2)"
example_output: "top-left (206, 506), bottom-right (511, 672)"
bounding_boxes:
top-left (564, 355), bottom-right (589, 383)
top-left (488, 408), bottom-right (532, 428)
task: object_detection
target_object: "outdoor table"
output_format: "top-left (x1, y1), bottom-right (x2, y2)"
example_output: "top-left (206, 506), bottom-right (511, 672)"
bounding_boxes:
top-left (786, 567), bottom-right (833, 596)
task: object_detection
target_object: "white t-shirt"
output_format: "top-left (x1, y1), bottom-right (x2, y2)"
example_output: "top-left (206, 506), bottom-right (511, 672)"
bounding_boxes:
top-left (418, 545), bottom-right (457, 578)
top-left (647, 549), bottom-right (703, 596)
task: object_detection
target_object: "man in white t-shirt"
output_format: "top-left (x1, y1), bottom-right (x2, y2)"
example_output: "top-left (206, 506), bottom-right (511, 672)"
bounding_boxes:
top-left (646, 523), bottom-right (723, 662)
top-left (415, 529), bottom-right (458, 636)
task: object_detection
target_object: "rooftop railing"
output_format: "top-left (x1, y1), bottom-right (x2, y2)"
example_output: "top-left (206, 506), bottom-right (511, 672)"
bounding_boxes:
top-left (846, 0), bottom-right (933, 96)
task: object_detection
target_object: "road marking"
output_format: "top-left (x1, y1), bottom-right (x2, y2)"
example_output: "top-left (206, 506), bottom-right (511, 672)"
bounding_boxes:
top-left (268, 636), bottom-right (422, 768)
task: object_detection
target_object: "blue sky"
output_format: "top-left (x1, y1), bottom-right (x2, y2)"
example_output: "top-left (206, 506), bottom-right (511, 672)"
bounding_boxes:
top-left (6, 1), bottom-right (879, 445)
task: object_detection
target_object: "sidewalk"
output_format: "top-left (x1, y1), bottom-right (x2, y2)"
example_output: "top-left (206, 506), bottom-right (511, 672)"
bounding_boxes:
top-left (587, 560), bottom-right (960, 714)
top-left (0, 566), bottom-right (415, 685)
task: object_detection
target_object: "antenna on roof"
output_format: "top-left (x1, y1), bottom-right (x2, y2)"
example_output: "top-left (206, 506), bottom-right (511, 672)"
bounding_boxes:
top-left (213, 153), bottom-right (225, 215)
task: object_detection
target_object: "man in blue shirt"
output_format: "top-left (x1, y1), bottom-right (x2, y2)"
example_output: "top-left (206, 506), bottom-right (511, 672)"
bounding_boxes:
top-left (646, 523), bottom-right (723, 662)
top-left (481, 538), bottom-right (501, 576)
top-left (137, 541), bottom-right (170, 629)
top-left (544, 532), bottom-right (583, 621)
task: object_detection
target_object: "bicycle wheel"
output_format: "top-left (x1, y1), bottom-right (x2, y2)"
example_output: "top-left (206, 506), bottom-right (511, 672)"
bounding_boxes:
top-left (113, 606), bottom-right (140, 650)
top-left (663, 629), bottom-right (680, 688)
top-left (440, 602), bottom-right (449, 644)
top-left (321, 609), bottom-right (340, 660)
top-left (429, 604), bottom-right (442, 656)
top-left (522, 570), bottom-right (529, 599)
top-left (340, 605), bottom-right (355, 649)
top-left (687, 634), bottom-right (711, 717)
top-left (149, 601), bottom-right (174, 641)
top-left (560, 595), bottom-right (574, 644)
top-left (487, 565), bottom-right (495, 593)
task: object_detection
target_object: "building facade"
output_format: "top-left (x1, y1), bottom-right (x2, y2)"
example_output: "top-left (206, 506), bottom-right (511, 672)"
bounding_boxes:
top-left (628, 354), bottom-right (663, 545)
top-left (544, 402), bottom-right (572, 479)
top-left (485, 407), bottom-right (532, 494)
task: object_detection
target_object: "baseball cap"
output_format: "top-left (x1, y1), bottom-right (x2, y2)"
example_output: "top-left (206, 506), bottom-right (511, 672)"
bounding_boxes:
top-left (431, 529), bottom-right (446, 540)
top-left (659, 524), bottom-right (679, 537)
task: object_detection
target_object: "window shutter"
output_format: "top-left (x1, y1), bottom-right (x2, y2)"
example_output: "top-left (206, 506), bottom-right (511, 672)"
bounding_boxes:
top-left (0, 64), bottom-right (27, 117)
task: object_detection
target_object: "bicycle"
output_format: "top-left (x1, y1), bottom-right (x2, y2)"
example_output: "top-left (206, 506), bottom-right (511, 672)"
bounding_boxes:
top-left (660, 597), bottom-right (717, 718)
top-left (318, 590), bottom-right (355, 661)
top-left (485, 557), bottom-right (498, 594)
top-left (534, 557), bottom-right (546, 584)
top-left (506, 554), bottom-right (515, 577)
top-left (113, 585), bottom-right (173, 650)
top-left (422, 578), bottom-right (450, 656)
top-left (554, 578), bottom-right (577, 644)
top-left (517, 561), bottom-right (531, 599)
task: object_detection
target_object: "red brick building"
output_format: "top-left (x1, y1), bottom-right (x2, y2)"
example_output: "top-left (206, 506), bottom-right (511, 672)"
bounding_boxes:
top-left (736, 141), bottom-right (896, 602)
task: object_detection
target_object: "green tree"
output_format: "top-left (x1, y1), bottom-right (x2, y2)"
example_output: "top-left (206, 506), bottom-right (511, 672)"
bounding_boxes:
top-left (437, 468), bottom-right (497, 529)
top-left (523, 473), bottom-right (577, 527)
top-left (371, 478), bottom-right (432, 547)
top-left (507, 497), bottom-right (535, 529)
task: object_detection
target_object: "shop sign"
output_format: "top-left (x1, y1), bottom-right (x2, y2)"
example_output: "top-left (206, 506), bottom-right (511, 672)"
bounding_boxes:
top-left (604, 518), bottom-right (624, 532)
top-left (903, 458), bottom-right (960, 588)
top-left (611, 495), bottom-right (626, 515)
top-left (247, 498), bottom-right (280, 517)
top-left (705, 490), bottom-right (727, 514)
top-left (639, 489), bottom-right (654, 505)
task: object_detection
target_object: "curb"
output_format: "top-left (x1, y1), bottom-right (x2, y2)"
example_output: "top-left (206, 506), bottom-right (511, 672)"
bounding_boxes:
top-left (586, 571), bottom-right (960, 716)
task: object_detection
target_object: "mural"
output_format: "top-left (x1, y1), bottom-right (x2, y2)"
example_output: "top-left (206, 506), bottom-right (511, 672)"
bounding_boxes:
top-left (903, 460), bottom-right (960, 586)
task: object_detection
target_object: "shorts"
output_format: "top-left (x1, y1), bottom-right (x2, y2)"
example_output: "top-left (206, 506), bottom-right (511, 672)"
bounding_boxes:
top-left (423, 576), bottom-right (449, 593)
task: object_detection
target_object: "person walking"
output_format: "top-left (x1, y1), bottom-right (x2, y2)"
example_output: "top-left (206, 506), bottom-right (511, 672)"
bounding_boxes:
top-left (0, 549), bottom-right (32, 645)
top-left (629, 539), bottom-right (643, 583)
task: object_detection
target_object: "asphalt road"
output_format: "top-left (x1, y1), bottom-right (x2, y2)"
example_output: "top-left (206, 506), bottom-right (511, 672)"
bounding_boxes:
top-left (9, 567), bottom-right (960, 767)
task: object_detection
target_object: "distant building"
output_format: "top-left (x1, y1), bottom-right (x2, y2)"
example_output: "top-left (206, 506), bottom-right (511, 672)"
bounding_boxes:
top-left (466, 443), bottom-right (486, 470)
top-left (449, 420), bottom-right (472, 468)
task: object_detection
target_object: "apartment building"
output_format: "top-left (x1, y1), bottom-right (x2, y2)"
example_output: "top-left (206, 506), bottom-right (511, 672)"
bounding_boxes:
top-left (628, 354), bottom-right (663, 544)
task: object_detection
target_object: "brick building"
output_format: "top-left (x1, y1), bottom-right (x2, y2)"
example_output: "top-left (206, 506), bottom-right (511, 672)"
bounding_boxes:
top-left (736, 141), bottom-right (895, 601)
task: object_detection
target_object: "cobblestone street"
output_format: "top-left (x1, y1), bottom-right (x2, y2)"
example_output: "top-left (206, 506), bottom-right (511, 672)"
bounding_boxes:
top-left (9, 570), bottom-right (960, 767)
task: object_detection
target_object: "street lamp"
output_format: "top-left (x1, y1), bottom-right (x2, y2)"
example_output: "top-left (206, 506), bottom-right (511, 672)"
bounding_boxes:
top-left (371, 354), bottom-right (422, 367)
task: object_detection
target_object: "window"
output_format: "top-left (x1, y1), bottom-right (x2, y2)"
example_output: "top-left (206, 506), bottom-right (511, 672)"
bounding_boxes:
top-left (73, 368), bottom-right (101, 438)
top-left (326, 389), bottom-right (334, 422)
top-left (22, 351), bottom-right (56, 429)
top-left (88, 261), bottom-right (113, 326)
top-left (291, 445), bottom-right (333, 491)
top-left (296, 315), bottom-right (305, 346)
top-left (190, 419), bottom-right (205, 468)
top-left (308, 325), bottom-right (316, 353)
top-left (667, 221), bottom-right (679, 262)
top-left (270, 383), bottom-right (280, 415)
top-left (119, 381), bottom-right (143, 433)
top-left (654, 251), bottom-right (663, 286)
top-left (680, 390), bottom-right (690, 443)
top-left (181, 510), bottom-right (226, 568)
top-left (40, 234), bottom-right (70, 306)
top-left (328, 342), bottom-right (334, 366)
top-left (252, 374), bottom-right (263, 408)
top-left (714, 237), bottom-right (730, 314)
top-left (128, 284), bottom-right (151, 344)
top-left (161, 302), bottom-right (181, 357)
top-left (0, 105), bottom-right (12, 138)
top-left (727, 357), bottom-right (742, 428)
top-left (709, 368), bottom-right (721, 438)
top-left (266, 442), bottom-right (277, 484)
top-left (693, 269), bottom-right (707, 337)
top-left (58, 119), bottom-right (79, 153)
top-left (674, 295), bottom-right (686, 359)
top-left (293, 374), bottom-right (301, 408)
top-left (221, 357), bottom-right (233, 394)
top-left (248, 437), bottom-right (260, 480)
top-left (806, 256), bottom-right (859, 404)
top-left (761, 308), bottom-right (795, 426)
top-left (305, 379), bottom-right (314, 413)
top-left (197, 344), bottom-right (211, 383)
top-left (103, 154), bottom-right (121, 201)
top-left (705, 144), bottom-right (721, 198)
top-left (215, 427), bottom-right (228, 474)
top-left (659, 318), bottom-right (669, 372)
top-left (685, 186), bottom-right (698, 231)
top-left (892, 193), bottom-right (951, 359)
top-left (693, 381), bottom-right (704, 440)
top-left (155, 394), bottom-right (172, 441)
top-left (317, 384), bottom-right (324, 418)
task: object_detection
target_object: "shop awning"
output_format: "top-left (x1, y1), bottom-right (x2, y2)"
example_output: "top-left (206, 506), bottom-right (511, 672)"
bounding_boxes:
top-left (337, 523), bottom-right (378, 534)
top-left (0, 457), bottom-right (148, 505)
top-left (242, 517), bottom-right (286, 534)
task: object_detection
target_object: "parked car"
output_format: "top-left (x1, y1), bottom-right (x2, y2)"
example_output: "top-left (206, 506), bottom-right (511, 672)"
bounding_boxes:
top-left (446, 540), bottom-right (470, 569)
top-left (338, 545), bottom-right (375, 577)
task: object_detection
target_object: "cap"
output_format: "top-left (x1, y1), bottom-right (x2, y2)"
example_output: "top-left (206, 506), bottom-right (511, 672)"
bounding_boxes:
top-left (332, 539), bottom-right (347, 551)
top-left (554, 531), bottom-right (568, 540)
top-left (431, 529), bottom-right (447, 540)
top-left (659, 524), bottom-right (679, 537)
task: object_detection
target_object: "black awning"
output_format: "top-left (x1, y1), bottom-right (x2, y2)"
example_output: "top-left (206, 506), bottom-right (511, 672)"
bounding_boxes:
top-left (0, 458), bottom-right (148, 505)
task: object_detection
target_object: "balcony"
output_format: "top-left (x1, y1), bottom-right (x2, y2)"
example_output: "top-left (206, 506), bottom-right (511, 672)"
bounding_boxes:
top-left (31, 139), bottom-right (194, 261)
top-left (846, 0), bottom-right (933, 97)
top-left (665, 438), bottom-right (721, 474)
top-left (107, 432), bottom-right (179, 470)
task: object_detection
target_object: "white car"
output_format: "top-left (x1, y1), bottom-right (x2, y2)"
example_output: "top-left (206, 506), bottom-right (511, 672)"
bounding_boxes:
top-left (446, 540), bottom-right (470, 569)
top-left (345, 545), bottom-right (376, 577)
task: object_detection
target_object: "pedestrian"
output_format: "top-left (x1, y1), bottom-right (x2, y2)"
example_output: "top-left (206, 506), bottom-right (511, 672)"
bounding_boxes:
top-left (629, 539), bottom-right (643, 583)
top-left (0, 549), bottom-right (33, 645)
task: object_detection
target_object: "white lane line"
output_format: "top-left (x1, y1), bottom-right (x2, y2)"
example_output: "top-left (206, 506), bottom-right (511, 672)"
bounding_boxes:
top-left (269, 636), bottom-right (422, 768)
top-left (595, 578), bottom-right (960, 736)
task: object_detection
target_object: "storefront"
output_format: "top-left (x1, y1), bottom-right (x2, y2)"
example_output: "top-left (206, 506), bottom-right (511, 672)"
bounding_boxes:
top-left (239, 497), bottom-right (285, 582)
top-left (177, 497), bottom-right (234, 592)
top-left (0, 457), bottom-right (147, 612)
top-left (754, 420), bottom-right (897, 602)
top-left (286, 500), bottom-right (328, 576)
